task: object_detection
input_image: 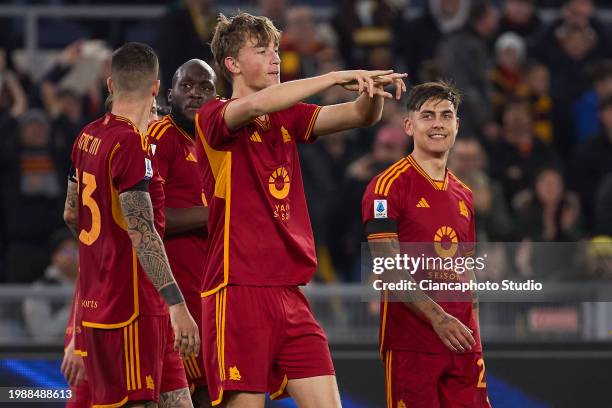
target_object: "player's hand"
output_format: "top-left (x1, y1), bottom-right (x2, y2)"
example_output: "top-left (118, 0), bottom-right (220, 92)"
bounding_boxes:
top-left (330, 70), bottom-right (394, 98)
top-left (339, 72), bottom-right (407, 100)
top-left (61, 336), bottom-right (86, 387)
top-left (430, 311), bottom-right (476, 352)
top-left (169, 303), bottom-right (200, 359)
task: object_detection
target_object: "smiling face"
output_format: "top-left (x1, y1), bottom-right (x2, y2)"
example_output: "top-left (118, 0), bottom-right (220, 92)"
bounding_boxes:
top-left (404, 98), bottom-right (459, 157)
top-left (233, 37), bottom-right (281, 91)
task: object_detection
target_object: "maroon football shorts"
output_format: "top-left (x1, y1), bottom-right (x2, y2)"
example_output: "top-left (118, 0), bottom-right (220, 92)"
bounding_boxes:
top-left (65, 378), bottom-right (90, 408)
top-left (383, 349), bottom-right (492, 408)
top-left (201, 285), bottom-right (335, 405)
top-left (82, 314), bottom-right (188, 406)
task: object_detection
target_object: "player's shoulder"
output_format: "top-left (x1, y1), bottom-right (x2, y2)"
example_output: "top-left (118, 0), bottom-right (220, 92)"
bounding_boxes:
top-left (147, 115), bottom-right (175, 144)
top-left (198, 96), bottom-right (230, 115)
top-left (368, 156), bottom-right (414, 198)
top-left (447, 170), bottom-right (473, 199)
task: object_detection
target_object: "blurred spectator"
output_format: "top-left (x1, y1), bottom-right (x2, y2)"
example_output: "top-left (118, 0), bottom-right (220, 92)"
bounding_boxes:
top-left (259, 0), bottom-right (289, 30)
top-left (534, 0), bottom-right (611, 55)
top-left (156, 0), bottom-right (217, 89)
top-left (491, 32), bottom-right (527, 115)
top-left (40, 40), bottom-right (111, 122)
top-left (488, 98), bottom-right (558, 205)
top-left (571, 95), bottom-right (612, 231)
top-left (399, 0), bottom-right (470, 81)
top-left (0, 109), bottom-right (65, 283)
top-left (448, 138), bottom-right (515, 241)
top-left (331, 0), bottom-right (401, 69)
top-left (533, 0), bottom-right (611, 154)
top-left (514, 166), bottom-right (581, 242)
top-left (301, 129), bottom-right (355, 282)
top-left (573, 60), bottom-right (612, 142)
top-left (513, 166), bottom-right (582, 279)
top-left (436, 0), bottom-right (499, 138)
top-left (331, 126), bottom-right (411, 281)
top-left (497, 0), bottom-right (542, 40)
top-left (50, 88), bottom-right (85, 180)
top-left (22, 228), bottom-right (77, 341)
top-left (0, 48), bottom-right (27, 119)
top-left (280, 6), bottom-right (335, 82)
top-left (516, 60), bottom-right (554, 146)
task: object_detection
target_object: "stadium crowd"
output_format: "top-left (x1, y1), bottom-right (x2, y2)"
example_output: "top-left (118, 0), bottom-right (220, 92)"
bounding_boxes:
top-left (0, 0), bottom-right (611, 296)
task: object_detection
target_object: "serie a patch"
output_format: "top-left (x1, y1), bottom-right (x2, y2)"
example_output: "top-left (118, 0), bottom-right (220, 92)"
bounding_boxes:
top-left (144, 157), bottom-right (153, 180)
top-left (374, 199), bottom-right (388, 219)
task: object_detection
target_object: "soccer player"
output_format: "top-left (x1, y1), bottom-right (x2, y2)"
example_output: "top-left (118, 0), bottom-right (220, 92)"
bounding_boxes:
top-left (149, 59), bottom-right (216, 406)
top-left (195, 12), bottom-right (406, 408)
top-left (64, 42), bottom-right (199, 407)
top-left (361, 81), bottom-right (492, 408)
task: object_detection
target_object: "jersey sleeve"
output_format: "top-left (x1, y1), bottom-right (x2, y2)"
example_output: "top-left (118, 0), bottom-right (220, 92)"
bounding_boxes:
top-left (361, 175), bottom-right (402, 239)
top-left (289, 102), bottom-right (322, 144)
top-left (196, 98), bottom-right (236, 149)
top-left (111, 130), bottom-right (153, 193)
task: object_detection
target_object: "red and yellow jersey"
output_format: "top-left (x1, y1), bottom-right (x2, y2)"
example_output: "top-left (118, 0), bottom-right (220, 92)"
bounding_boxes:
top-left (195, 98), bottom-right (321, 296)
top-left (148, 115), bottom-right (207, 308)
top-left (362, 155), bottom-right (481, 354)
top-left (71, 113), bottom-right (166, 329)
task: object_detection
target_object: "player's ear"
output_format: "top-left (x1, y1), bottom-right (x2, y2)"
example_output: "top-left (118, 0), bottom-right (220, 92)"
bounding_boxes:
top-left (224, 56), bottom-right (240, 75)
top-left (167, 89), bottom-right (173, 103)
top-left (152, 79), bottom-right (160, 97)
top-left (106, 77), bottom-right (113, 94)
top-left (403, 115), bottom-right (413, 136)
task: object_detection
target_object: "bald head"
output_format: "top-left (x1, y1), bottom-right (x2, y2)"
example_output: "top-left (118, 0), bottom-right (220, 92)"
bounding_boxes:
top-left (168, 59), bottom-right (217, 132)
top-left (171, 59), bottom-right (216, 88)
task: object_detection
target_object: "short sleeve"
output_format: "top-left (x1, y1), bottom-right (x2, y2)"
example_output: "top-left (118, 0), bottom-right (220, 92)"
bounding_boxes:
top-left (289, 102), bottom-right (322, 144)
top-left (196, 98), bottom-right (236, 149)
top-left (111, 130), bottom-right (153, 193)
top-left (361, 175), bottom-right (402, 238)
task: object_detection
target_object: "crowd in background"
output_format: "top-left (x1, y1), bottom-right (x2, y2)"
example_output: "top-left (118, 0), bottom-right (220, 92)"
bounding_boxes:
top-left (1, 0), bottom-right (611, 304)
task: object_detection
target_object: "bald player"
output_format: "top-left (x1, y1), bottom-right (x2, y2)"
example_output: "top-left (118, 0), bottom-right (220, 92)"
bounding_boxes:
top-left (149, 59), bottom-right (216, 406)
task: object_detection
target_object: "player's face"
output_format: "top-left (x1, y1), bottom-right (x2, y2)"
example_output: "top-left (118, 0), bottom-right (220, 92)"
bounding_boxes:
top-left (236, 38), bottom-right (280, 90)
top-left (170, 64), bottom-right (216, 121)
top-left (404, 98), bottom-right (458, 157)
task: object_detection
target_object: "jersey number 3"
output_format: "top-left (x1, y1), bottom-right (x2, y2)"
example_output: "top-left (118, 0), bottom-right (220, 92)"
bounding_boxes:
top-left (77, 170), bottom-right (101, 245)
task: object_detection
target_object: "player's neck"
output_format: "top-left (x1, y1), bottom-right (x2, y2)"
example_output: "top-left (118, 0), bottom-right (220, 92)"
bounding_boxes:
top-left (230, 79), bottom-right (264, 99)
top-left (411, 151), bottom-right (448, 181)
top-left (111, 101), bottom-right (150, 134)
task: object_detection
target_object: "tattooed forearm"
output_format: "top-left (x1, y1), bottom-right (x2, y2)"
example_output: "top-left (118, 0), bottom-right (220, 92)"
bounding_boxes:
top-left (64, 180), bottom-right (78, 238)
top-left (118, 190), bottom-right (176, 291)
top-left (159, 388), bottom-right (193, 408)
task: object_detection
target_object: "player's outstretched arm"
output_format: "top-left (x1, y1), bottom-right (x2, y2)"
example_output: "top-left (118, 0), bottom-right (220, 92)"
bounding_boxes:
top-left (164, 206), bottom-right (208, 237)
top-left (63, 179), bottom-right (79, 238)
top-left (313, 72), bottom-right (407, 136)
top-left (369, 236), bottom-right (476, 353)
top-left (118, 181), bottom-right (200, 358)
top-left (223, 69), bottom-right (397, 130)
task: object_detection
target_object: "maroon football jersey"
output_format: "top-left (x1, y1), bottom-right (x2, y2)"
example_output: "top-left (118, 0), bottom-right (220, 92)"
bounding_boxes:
top-left (195, 98), bottom-right (321, 295)
top-left (71, 113), bottom-right (166, 329)
top-left (148, 115), bottom-right (207, 304)
top-left (362, 155), bottom-right (481, 354)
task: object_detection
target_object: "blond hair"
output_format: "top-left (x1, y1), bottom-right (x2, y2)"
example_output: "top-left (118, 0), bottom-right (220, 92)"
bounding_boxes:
top-left (210, 12), bottom-right (280, 82)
